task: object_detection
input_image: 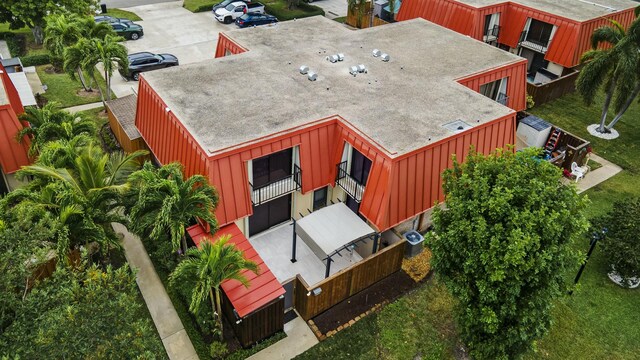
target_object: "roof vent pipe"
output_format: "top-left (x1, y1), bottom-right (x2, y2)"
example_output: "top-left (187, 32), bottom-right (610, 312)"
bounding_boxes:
top-left (381, 53), bottom-right (390, 62)
top-left (349, 66), bottom-right (358, 76)
top-left (307, 71), bottom-right (318, 81)
top-left (337, 53), bottom-right (345, 61)
top-left (372, 49), bottom-right (381, 57)
top-left (328, 55), bottom-right (339, 63)
top-left (299, 65), bottom-right (309, 74)
top-left (357, 64), bottom-right (367, 73)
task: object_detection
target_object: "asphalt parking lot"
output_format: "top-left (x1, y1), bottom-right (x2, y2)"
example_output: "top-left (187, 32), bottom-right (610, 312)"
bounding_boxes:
top-left (109, 1), bottom-right (227, 97)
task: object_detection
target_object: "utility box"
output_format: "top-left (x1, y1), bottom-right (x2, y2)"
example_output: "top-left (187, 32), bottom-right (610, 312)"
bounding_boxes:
top-left (100, 3), bottom-right (107, 14)
top-left (403, 230), bottom-right (424, 258)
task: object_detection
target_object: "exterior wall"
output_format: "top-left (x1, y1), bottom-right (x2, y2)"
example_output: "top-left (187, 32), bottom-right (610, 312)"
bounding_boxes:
top-left (293, 190), bottom-right (314, 220)
top-left (457, 59), bottom-right (528, 111)
top-left (135, 77), bottom-right (210, 178)
top-left (0, 105), bottom-right (31, 174)
top-left (106, 108), bottom-right (148, 154)
top-left (222, 291), bottom-right (284, 347)
top-left (397, 0), bottom-right (638, 68)
top-left (383, 113), bottom-right (516, 230)
top-left (215, 33), bottom-right (248, 58)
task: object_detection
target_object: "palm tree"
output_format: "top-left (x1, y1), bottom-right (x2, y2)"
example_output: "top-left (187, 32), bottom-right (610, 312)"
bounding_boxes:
top-left (577, 14), bottom-right (640, 133)
top-left (16, 146), bottom-right (148, 254)
top-left (168, 237), bottom-right (259, 338)
top-left (44, 14), bottom-right (80, 69)
top-left (37, 135), bottom-right (93, 169)
top-left (64, 34), bottom-right (128, 103)
top-left (16, 103), bottom-right (96, 157)
top-left (127, 162), bottom-right (219, 253)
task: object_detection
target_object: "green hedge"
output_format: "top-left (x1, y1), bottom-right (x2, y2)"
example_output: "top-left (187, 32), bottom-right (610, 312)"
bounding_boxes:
top-left (21, 54), bottom-right (51, 67)
top-left (183, 0), bottom-right (217, 12)
top-left (0, 32), bottom-right (27, 57)
top-left (265, 2), bottom-right (325, 21)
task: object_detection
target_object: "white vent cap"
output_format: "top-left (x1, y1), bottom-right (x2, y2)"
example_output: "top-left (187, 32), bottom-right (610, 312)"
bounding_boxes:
top-left (357, 64), bottom-right (367, 73)
top-left (381, 53), bottom-right (390, 62)
top-left (328, 55), bottom-right (339, 63)
top-left (349, 66), bottom-right (358, 76)
top-left (307, 71), bottom-right (318, 81)
top-left (299, 65), bottom-right (309, 74)
top-left (337, 53), bottom-right (345, 61)
top-left (372, 49), bottom-right (382, 57)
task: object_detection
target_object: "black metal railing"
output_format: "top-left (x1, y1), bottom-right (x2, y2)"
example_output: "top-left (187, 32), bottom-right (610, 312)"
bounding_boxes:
top-left (496, 92), bottom-right (509, 106)
top-left (518, 30), bottom-right (550, 53)
top-left (250, 164), bottom-right (302, 205)
top-left (335, 161), bottom-right (365, 202)
top-left (484, 25), bottom-right (500, 43)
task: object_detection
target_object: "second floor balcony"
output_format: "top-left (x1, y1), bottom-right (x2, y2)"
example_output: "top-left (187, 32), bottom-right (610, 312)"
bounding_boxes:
top-left (518, 29), bottom-right (551, 54)
top-left (250, 164), bottom-right (302, 206)
top-left (335, 161), bottom-right (365, 203)
top-left (483, 25), bottom-right (500, 43)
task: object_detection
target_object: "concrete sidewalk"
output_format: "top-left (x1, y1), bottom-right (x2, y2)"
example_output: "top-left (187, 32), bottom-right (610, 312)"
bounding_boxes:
top-left (113, 222), bottom-right (199, 360)
top-left (247, 316), bottom-right (318, 360)
top-left (63, 102), bottom-right (104, 113)
top-left (575, 154), bottom-right (622, 194)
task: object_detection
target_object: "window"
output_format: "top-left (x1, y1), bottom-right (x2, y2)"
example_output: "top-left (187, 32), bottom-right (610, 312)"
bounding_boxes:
top-left (350, 149), bottom-right (372, 186)
top-left (526, 19), bottom-right (554, 46)
top-left (252, 148), bottom-right (293, 188)
top-left (313, 187), bottom-right (328, 211)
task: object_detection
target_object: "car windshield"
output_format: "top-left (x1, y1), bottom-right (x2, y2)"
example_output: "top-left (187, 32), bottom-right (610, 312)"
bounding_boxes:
top-left (220, 0), bottom-right (232, 6)
top-left (156, 55), bottom-right (164, 61)
top-left (239, 14), bottom-right (251, 20)
top-left (225, 4), bottom-right (235, 11)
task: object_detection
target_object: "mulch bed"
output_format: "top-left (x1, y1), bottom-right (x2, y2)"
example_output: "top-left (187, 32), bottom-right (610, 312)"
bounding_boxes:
top-left (311, 270), bottom-right (419, 334)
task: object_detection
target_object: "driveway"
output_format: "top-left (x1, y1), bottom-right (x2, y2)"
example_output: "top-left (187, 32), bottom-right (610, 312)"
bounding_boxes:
top-left (102, 0), bottom-right (176, 9)
top-left (311, 0), bottom-right (348, 19)
top-left (110, 1), bottom-right (228, 97)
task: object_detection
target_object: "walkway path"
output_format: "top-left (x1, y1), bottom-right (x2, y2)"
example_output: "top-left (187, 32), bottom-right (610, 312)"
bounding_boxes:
top-left (63, 101), bottom-right (104, 113)
top-left (247, 316), bottom-right (318, 360)
top-left (0, 40), bottom-right (11, 58)
top-left (113, 222), bottom-right (199, 360)
top-left (575, 154), bottom-right (622, 194)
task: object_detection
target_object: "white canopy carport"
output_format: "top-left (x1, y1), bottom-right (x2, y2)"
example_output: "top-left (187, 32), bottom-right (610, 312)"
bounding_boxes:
top-left (293, 202), bottom-right (378, 278)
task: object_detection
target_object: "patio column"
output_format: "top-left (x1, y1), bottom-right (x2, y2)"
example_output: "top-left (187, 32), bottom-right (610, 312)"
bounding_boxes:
top-left (325, 257), bottom-right (332, 278)
top-left (372, 233), bottom-right (380, 253)
top-left (291, 219), bottom-right (297, 263)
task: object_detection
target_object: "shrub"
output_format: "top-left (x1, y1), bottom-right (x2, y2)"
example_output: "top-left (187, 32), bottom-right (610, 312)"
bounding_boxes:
top-left (594, 198), bottom-right (640, 286)
top-left (209, 341), bottom-right (228, 359)
top-left (264, 2), bottom-right (324, 21)
top-left (0, 32), bottom-right (27, 57)
top-left (21, 54), bottom-right (51, 67)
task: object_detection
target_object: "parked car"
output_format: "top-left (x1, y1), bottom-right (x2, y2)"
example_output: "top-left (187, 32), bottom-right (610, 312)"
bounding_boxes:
top-left (214, 2), bottom-right (265, 24)
top-left (212, 0), bottom-right (250, 13)
top-left (236, 13), bottom-right (277, 28)
top-left (94, 15), bottom-right (133, 25)
top-left (121, 52), bottom-right (179, 81)
top-left (111, 22), bottom-right (144, 40)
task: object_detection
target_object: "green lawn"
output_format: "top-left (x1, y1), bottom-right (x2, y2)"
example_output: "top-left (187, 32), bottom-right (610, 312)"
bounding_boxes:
top-left (37, 65), bottom-right (112, 108)
top-left (183, 0), bottom-right (217, 12)
top-left (107, 8), bottom-right (143, 21)
top-left (297, 93), bottom-right (640, 359)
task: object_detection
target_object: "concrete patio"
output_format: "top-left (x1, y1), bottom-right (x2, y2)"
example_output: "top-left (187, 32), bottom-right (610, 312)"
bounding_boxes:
top-left (249, 222), bottom-right (365, 286)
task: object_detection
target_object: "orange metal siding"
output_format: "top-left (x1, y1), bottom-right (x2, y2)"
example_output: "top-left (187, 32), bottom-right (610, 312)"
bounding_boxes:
top-left (397, 0), bottom-right (478, 37)
top-left (215, 33), bottom-right (248, 58)
top-left (135, 77), bottom-right (209, 179)
top-left (457, 59), bottom-right (528, 111)
top-left (385, 114), bottom-right (516, 229)
top-left (0, 105), bottom-right (31, 174)
top-left (574, 8), bottom-right (637, 66)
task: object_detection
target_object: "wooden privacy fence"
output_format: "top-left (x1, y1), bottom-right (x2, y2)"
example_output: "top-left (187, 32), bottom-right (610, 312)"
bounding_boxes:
top-left (527, 70), bottom-right (579, 106)
top-left (294, 239), bottom-right (405, 320)
top-left (29, 249), bottom-right (81, 289)
top-left (346, 4), bottom-right (390, 28)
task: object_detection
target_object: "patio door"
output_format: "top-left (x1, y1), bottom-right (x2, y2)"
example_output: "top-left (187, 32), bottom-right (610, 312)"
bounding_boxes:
top-left (249, 194), bottom-right (292, 236)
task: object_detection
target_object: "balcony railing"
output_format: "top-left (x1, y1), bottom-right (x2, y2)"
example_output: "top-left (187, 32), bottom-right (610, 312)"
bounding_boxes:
top-left (335, 161), bottom-right (365, 203)
top-left (518, 30), bottom-right (550, 53)
top-left (250, 164), bottom-right (301, 206)
top-left (496, 92), bottom-right (509, 106)
top-left (483, 25), bottom-right (500, 43)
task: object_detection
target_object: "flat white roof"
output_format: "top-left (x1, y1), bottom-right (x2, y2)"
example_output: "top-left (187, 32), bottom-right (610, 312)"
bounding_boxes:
top-left (295, 202), bottom-right (377, 260)
top-left (8, 72), bottom-right (36, 106)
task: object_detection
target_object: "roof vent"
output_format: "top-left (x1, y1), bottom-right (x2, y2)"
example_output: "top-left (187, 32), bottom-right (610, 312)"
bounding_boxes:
top-left (357, 64), bottom-right (367, 73)
top-left (349, 66), bottom-right (359, 76)
top-left (337, 53), bottom-right (345, 61)
top-left (328, 54), bottom-right (339, 63)
top-left (299, 65), bottom-right (309, 74)
top-left (372, 49), bottom-right (381, 57)
top-left (381, 53), bottom-right (390, 62)
top-left (307, 71), bottom-right (318, 81)
top-left (443, 120), bottom-right (473, 133)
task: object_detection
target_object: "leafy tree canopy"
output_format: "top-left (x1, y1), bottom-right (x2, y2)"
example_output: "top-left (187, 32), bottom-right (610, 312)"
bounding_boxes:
top-left (0, 0), bottom-right (95, 30)
top-left (428, 147), bottom-right (589, 360)
top-left (0, 263), bottom-right (164, 359)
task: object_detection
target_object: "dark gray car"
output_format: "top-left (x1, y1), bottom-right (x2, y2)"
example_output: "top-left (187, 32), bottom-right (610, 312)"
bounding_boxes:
top-left (121, 52), bottom-right (179, 81)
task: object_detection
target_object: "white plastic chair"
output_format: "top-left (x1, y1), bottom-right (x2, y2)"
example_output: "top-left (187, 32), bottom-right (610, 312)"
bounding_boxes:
top-left (571, 162), bottom-right (589, 182)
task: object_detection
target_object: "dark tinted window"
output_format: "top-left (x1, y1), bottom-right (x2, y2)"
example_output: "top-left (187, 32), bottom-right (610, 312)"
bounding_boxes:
top-left (350, 149), bottom-right (372, 185)
top-left (313, 187), bottom-right (328, 211)
top-left (252, 148), bottom-right (292, 188)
